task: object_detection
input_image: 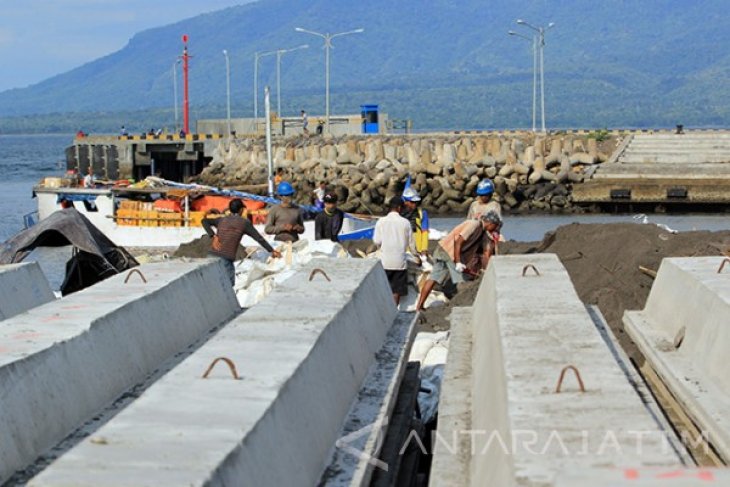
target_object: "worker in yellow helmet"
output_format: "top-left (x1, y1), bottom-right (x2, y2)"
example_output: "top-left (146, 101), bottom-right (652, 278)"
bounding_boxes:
top-left (399, 187), bottom-right (429, 255)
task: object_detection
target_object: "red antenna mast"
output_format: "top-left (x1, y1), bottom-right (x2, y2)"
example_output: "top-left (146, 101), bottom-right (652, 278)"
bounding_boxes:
top-left (181, 34), bottom-right (190, 134)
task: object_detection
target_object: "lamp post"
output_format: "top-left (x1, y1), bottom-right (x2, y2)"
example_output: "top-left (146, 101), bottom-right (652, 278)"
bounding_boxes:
top-left (516, 19), bottom-right (555, 133)
top-left (172, 60), bottom-right (180, 132)
top-left (253, 49), bottom-right (278, 128)
top-left (508, 30), bottom-right (537, 132)
top-left (295, 27), bottom-right (364, 133)
top-left (223, 49), bottom-right (231, 137)
top-left (275, 44), bottom-right (309, 116)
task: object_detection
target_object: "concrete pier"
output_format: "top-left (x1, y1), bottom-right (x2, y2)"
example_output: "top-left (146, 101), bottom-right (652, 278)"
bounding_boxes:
top-left (30, 259), bottom-right (407, 486)
top-left (430, 254), bottom-right (682, 487)
top-left (0, 260), bottom-right (239, 484)
top-left (0, 263), bottom-right (54, 320)
top-left (624, 257), bottom-right (730, 463)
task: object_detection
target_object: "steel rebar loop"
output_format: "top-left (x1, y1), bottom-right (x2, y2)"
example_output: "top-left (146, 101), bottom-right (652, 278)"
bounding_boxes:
top-left (717, 258), bottom-right (730, 274)
top-left (309, 268), bottom-right (331, 282)
top-left (124, 269), bottom-right (147, 284)
top-left (522, 264), bottom-right (541, 277)
top-left (201, 357), bottom-right (240, 380)
top-left (555, 365), bottom-right (586, 393)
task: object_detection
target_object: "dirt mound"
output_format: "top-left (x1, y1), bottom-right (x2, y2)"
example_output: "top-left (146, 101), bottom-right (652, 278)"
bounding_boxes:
top-left (420, 223), bottom-right (730, 348)
top-left (173, 235), bottom-right (249, 260)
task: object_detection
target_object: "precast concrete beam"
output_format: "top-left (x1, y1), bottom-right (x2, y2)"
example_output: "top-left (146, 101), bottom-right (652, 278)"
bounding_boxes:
top-left (624, 257), bottom-right (730, 462)
top-left (431, 254), bottom-right (681, 487)
top-left (30, 259), bottom-right (399, 486)
top-left (0, 260), bottom-right (239, 484)
top-left (0, 263), bottom-right (55, 320)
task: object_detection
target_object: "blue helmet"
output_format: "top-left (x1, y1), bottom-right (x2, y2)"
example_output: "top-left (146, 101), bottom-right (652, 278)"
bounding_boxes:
top-left (277, 181), bottom-right (295, 196)
top-left (402, 187), bottom-right (422, 202)
top-left (476, 179), bottom-right (495, 196)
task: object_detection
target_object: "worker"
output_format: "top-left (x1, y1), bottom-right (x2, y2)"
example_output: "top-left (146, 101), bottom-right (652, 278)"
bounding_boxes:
top-left (274, 168), bottom-right (285, 186)
top-left (83, 166), bottom-right (95, 188)
top-left (265, 181), bottom-right (305, 242)
top-left (467, 179), bottom-right (502, 220)
top-left (373, 196), bottom-right (421, 306)
top-left (415, 211), bottom-right (501, 311)
top-left (400, 187), bottom-right (429, 255)
top-left (314, 193), bottom-right (344, 241)
top-left (202, 199), bottom-right (281, 286)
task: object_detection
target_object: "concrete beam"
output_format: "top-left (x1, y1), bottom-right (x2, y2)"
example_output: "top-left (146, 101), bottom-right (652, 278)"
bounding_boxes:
top-left (0, 263), bottom-right (55, 320)
top-left (0, 260), bottom-right (239, 484)
top-left (431, 254), bottom-right (681, 487)
top-left (624, 257), bottom-right (730, 462)
top-left (30, 259), bottom-right (400, 486)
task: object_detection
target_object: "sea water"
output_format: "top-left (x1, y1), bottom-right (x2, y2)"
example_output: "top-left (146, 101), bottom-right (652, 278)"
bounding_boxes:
top-left (0, 134), bottom-right (728, 290)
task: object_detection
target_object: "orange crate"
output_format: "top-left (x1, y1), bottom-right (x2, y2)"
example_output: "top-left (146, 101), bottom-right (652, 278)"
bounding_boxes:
top-left (158, 212), bottom-right (182, 227)
top-left (188, 211), bottom-right (206, 227)
top-left (116, 209), bottom-right (137, 226)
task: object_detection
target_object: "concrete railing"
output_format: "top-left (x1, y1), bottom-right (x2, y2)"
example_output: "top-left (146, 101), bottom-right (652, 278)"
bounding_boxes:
top-left (30, 259), bottom-right (402, 486)
top-left (0, 263), bottom-right (55, 320)
top-left (0, 260), bottom-right (240, 484)
top-left (431, 254), bottom-right (682, 487)
top-left (624, 257), bottom-right (730, 463)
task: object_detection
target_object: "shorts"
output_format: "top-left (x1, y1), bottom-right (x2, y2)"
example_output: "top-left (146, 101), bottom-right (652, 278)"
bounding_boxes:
top-left (385, 269), bottom-right (408, 296)
top-left (429, 245), bottom-right (464, 286)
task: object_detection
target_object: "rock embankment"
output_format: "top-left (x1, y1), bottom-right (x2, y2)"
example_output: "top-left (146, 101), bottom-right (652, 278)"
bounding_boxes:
top-left (197, 133), bottom-right (619, 214)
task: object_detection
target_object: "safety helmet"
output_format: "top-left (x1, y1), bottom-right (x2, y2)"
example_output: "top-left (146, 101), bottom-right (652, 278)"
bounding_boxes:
top-left (277, 181), bottom-right (295, 196)
top-left (476, 179), bottom-right (495, 196)
top-left (402, 187), bottom-right (421, 202)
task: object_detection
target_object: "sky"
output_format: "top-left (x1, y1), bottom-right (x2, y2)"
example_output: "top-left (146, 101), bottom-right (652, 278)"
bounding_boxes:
top-left (0, 0), bottom-right (252, 92)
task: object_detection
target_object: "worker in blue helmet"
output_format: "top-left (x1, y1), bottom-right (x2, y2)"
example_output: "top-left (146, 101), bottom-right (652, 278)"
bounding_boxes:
top-left (467, 179), bottom-right (502, 221)
top-left (265, 181), bottom-right (305, 242)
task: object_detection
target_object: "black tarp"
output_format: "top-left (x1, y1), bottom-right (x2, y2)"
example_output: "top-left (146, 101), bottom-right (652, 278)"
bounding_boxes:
top-left (0, 209), bottom-right (138, 295)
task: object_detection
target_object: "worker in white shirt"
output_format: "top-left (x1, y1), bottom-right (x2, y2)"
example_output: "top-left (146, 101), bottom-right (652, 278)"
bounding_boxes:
top-left (373, 196), bottom-right (421, 305)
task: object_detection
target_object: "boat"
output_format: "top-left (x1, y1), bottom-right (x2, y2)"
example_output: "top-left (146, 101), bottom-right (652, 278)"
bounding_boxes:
top-left (32, 177), bottom-right (362, 248)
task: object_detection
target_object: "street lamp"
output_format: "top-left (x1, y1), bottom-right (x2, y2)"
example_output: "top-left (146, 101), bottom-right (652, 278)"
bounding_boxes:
top-left (223, 49), bottom-right (231, 137)
top-left (295, 27), bottom-right (364, 133)
top-left (508, 30), bottom-right (537, 132)
top-left (516, 19), bottom-right (555, 133)
top-left (275, 44), bottom-right (309, 116)
top-left (254, 49), bottom-right (278, 127)
top-left (172, 59), bottom-right (181, 132)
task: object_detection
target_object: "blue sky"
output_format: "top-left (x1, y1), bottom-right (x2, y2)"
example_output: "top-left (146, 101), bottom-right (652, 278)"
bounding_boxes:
top-left (0, 0), bottom-right (252, 92)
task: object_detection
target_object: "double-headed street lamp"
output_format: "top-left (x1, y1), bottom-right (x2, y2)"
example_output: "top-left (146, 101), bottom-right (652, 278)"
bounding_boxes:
top-left (515, 19), bottom-right (555, 133)
top-left (275, 44), bottom-right (308, 116)
top-left (254, 49), bottom-right (278, 125)
top-left (508, 30), bottom-right (537, 132)
top-left (223, 49), bottom-right (231, 136)
top-left (295, 27), bottom-right (364, 133)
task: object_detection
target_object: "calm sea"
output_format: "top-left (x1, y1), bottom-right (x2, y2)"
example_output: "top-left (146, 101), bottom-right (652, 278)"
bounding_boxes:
top-left (0, 133), bottom-right (728, 289)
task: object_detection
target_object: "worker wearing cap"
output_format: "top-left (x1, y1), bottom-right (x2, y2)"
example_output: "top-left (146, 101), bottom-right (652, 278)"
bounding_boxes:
top-left (265, 182), bottom-right (305, 242)
top-left (415, 211), bottom-right (501, 311)
top-left (203, 198), bottom-right (281, 285)
top-left (467, 179), bottom-right (502, 221)
top-left (400, 187), bottom-right (429, 254)
top-left (314, 192), bottom-right (344, 242)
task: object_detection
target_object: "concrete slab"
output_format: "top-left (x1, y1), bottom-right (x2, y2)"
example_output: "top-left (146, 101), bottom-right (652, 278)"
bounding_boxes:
top-left (0, 263), bottom-right (54, 320)
top-left (0, 260), bottom-right (239, 484)
top-left (431, 254), bottom-right (681, 487)
top-left (30, 259), bottom-right (399, 486)
top-left (624, 257), bottom-right (730, 462)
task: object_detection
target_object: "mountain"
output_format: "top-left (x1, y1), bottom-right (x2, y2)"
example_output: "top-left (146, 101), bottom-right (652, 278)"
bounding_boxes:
top-left (1, 0), bottom-right (729, 131)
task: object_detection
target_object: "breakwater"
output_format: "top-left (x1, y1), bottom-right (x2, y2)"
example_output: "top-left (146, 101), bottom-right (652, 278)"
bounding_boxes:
top-left (198, 133), bottom-right (618, 214)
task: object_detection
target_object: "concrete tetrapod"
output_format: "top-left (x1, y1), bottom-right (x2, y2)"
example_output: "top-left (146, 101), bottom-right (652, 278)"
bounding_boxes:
top-left (430, 254), bottom-right (682, 487)
top-left (0, 260), bottom-right (240, 484)
top-left (0, 262), bottom-right (55, 320)
top-left (30, 259), bottom-right (401, 486)
top-left (624, 257), bottom-right (730, 464)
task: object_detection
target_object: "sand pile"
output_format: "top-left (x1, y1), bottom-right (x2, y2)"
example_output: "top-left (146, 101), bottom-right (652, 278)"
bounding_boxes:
top-left (420, 223), bottom-right (730, 349)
